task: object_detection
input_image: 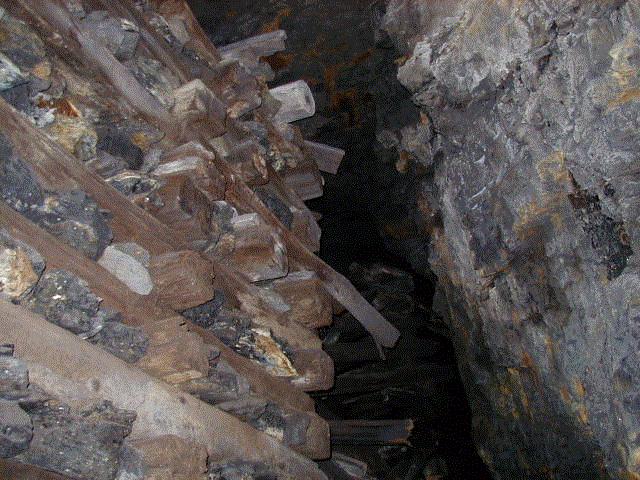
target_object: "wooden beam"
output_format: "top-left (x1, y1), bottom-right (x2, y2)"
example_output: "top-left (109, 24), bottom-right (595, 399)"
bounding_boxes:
top-left (329, 419), bottom-right (414, 446)
top-left (0, 300), bottom-right (327, 479)
top-left (304, 140), bottom-right (345, 175)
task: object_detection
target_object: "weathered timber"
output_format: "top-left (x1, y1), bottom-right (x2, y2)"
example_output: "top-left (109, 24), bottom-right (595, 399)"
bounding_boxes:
top-left (171, 79), bottom-right (227, 139)
top-left (121, 435), bottom-right (209, 480)
top-left (267, 271), bottom-right (333, 328)
top-left (208, 213), bottom-right (289, 283)
top-left (223, 173), bottom-right (401, 347)
top-left (218, 30), bottom-right (288, 59)
top-left (303, 140), bottom-right (345, 175)
top-left (281, 161), bottom-right (325, 201)
top-left (324, 337), bottom-right (382, 367)
top-left (217, 30), bottom-right (288, 82)
top-left (269, 80), bottom-right (316, 124)
top-left (319, 453), bottom-right (370, 480)
top-left (213, 263), bottom-right (335, 391)
top-left (0, 300), bottom-right (328, 479)
top-left (18, 0), bottom-right (180, 137)
top-left (0, 202), bottom-right (316, 416)
top-left (262, 164), bottom-right (322, 253)
top-left (226, 139), bottom-right (269, 186)
top-left (149, 250), bottom-right (216, 311)
top-left (328, 419), bottom-right (414, 446)
top-left (0, 98), bottom-right (188, 254)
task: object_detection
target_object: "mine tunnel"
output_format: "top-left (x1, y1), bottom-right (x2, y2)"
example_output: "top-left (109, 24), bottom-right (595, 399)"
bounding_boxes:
top-left (188, 1), bottom-right (492, 478)
top-left (1, 1), bottom-right (640, 479)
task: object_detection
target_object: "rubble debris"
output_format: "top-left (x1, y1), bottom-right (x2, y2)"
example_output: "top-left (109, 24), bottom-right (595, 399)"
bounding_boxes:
top-left (181, 289), bottom-right (226, 328)
top-left (16, 400), bottom-right (135, 480)
top-left (0, 230), bottom-right (45, 300)
top-left (98, 242), bottom-right (153, 295)
top-left (23, 269), bottom-right (148, 363)
top-left (254, 186), bottom-right (294, 229)
top-left (0, 400), bottom-right (32, 458)
top-left (24, 269), bottom-right (105, 336)
top-left (80, 11), bottom-right (140, 61)
top-left (125, 55), bottom-right (181, 109)
top-left (89, 318), bottom-right (149, 364)
top-left (0, 53), bottom-right (25, 91)
top-left (0, 0), bottom-right (424, 474)
top-left (1, 139), bottom-right (113, 260)
top-left (2, 301), bottom-right (327, 479)
top-left (38, 190), bottom-right (113, 260)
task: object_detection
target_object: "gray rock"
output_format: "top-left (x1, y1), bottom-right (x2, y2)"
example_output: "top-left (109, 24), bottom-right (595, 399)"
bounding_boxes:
top-left (0, 400), bottom-right (32, 458)
top-left (383, 1), bottom-right (640, 477)
top-left (0, 357), bottom-right (28, 397)
top-left (36, 190), bottom-right (113, 260)
top-left (89, 320), bottom-right (149, 364)
top-left (98, 243), bottom-right (153, 295)
top-left (0, 53), bottom-right (24, 91)
top-left (17, 400), bottom-right (135, 480)
top-left (24, 269), bottom-right (104, 336)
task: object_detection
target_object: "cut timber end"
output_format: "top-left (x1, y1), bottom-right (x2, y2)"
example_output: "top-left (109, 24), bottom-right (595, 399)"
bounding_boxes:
top-left (218, 30), bottom-right (288, 58)
top-left (304, 140), bottom-right (345, 175)
top-left (269, 80), bottom-right (316, 123)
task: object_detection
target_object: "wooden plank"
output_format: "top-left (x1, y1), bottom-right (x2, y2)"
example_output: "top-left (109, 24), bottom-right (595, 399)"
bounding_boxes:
top-left (304, 140), bottom-right (345, 175)
top-left (0, 300), bottom-right (328, 479)
top-left (0, 99), bottom-right (188, 255)
top-left (0, 204), bottom-right (330, 457)
top-left (267, 271), bottom-right (333, 328)
top-left (328, 419), bottom-right (414, 446)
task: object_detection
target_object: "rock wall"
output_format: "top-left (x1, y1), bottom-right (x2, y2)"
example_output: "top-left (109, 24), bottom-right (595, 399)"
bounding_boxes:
top-left (384, 1), bottom-right (640, 478)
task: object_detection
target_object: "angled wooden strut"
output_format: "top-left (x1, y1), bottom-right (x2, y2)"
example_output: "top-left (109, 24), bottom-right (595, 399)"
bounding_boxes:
top-left (15, 0), bottom-right (400, 348)
top-left (0, 105), bottom-right (316, 413)
top-left (0, 300), bottom-right (328, 479)
top-left (0, 202), bottom-right (330, 459)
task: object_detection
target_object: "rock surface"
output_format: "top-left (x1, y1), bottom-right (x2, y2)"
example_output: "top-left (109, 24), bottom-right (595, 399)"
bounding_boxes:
top-left (99, 242), bottom-right (154, 296)
top-left (383, 1), bottom-right (640, 478)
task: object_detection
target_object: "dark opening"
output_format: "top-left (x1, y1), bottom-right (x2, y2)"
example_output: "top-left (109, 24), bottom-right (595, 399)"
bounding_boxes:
top-left (190, 1), bottom-right (492, 478)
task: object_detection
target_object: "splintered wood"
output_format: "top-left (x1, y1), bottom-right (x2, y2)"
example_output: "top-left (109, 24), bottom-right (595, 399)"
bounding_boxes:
top-left (0, 0), bottom-right (399, 476)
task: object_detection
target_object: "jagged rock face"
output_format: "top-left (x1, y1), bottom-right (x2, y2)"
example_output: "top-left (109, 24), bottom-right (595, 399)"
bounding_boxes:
top-left (384, 1), bottom-right (640, 478)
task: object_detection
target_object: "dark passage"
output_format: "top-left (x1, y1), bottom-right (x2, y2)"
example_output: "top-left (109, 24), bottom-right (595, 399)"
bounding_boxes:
top-left (190, 1), bottom-right (491, 478)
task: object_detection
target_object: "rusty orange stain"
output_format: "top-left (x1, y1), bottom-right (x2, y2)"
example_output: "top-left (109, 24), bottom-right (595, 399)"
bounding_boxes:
top-left (577, 405), bottom-right (589, 425)
top-left (37, 98), bottom-right (81, 117)
top-left (560, 385), bottom-right (572, 404)
top-left (573, 378), bottom-right (586, 398)
top-left (263, 52), bottom-right (295, 71)
top-left (259, 7), bottom-right (292, 34)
